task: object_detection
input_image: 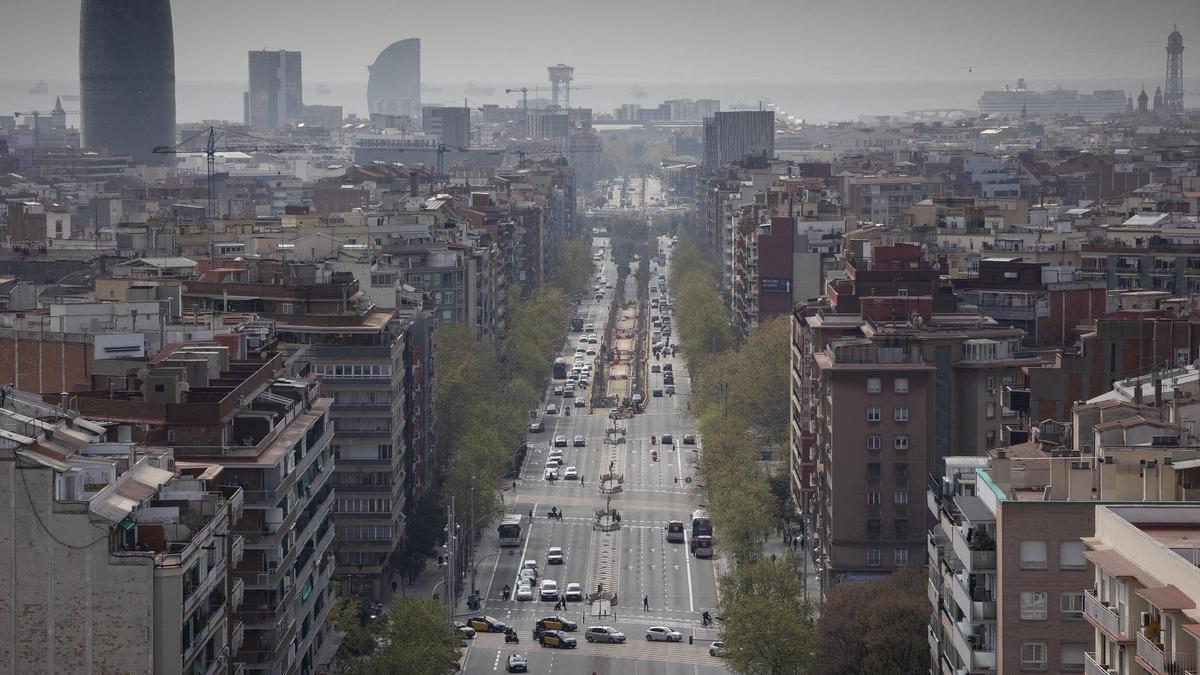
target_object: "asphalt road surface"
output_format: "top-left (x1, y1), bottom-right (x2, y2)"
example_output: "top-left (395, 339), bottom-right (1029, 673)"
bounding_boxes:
top-left (461, 236), bottom-right (730, 675)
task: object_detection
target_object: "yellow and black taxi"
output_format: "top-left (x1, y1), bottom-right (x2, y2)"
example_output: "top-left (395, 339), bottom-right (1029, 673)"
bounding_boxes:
top-left (538, 629), bottom-right (578, 649)
top-left (466, 615), bottom-right (509, 633)
top-left (535, 615), bottom-right (578, 632)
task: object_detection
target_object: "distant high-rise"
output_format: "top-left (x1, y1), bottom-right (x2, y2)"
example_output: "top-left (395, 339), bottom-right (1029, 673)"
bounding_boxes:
top-left (368, 39), bottom-right (420, 118)
top-left (1165, 25), bottom-right (1185, 114)
top-left (703, 110), bottom-right (775, 169)
top-left (79, 0), bottom-right (175, 164)
top-left (421, 106), bottom-right (470, 148)
top-left (548, 64), bottom-right (574, 108)
top-left (245, 50), bottom-right (304, 130)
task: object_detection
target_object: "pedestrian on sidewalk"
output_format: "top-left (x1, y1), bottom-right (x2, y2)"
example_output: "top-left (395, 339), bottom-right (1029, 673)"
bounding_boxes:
top-left (643, 595), bottom-right (649, 611)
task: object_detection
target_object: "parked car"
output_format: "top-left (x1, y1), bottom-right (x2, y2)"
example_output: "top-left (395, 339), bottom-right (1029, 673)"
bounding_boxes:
top-left (454, 621), bottom-right (476, 639)
top-left (710, 641), bottom-right (728, 657)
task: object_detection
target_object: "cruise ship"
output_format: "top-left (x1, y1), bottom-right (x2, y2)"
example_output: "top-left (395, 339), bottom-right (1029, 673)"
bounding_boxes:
top-left (979, 79), bottom-right (1126, 119)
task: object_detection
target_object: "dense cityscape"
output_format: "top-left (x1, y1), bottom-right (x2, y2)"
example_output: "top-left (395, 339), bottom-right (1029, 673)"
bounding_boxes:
top-left (0, 2), bottom-right (1199, 674)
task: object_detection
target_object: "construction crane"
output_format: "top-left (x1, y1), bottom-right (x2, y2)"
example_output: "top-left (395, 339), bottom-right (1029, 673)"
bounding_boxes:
top-left (504, 86), bottom-right (553, 135)
top-left (152, 126), bottom-right (313, 228)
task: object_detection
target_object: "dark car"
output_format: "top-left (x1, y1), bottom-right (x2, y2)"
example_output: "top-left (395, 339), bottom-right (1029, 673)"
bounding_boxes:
top-left (539, 630), bottom-right (577, 649)
top-left (536, 615), bottom-right (578, 632)
top-left (661, 434), bottom-right (673, 445)
top-left (663, 374), bottom-right (675, 385)
top-left (466, 615), bottom-right (508, 633)
top-left (529, 421), bottom-right (545, 433)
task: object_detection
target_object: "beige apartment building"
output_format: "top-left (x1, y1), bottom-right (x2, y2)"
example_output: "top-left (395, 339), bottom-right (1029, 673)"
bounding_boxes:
top-left (1084, 504), bottom-right (1200, 675)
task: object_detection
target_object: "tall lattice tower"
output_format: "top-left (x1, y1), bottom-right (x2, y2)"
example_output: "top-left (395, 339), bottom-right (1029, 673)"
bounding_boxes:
top-left (1165, 25), bottom-right (1185, 114)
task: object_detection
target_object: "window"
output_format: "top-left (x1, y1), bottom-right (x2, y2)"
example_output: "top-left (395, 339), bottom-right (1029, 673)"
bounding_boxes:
top-left (986, 430), bottom-right (996, 448)
top-left (866, 435), bottom-right (881, 450)
top-left (894, 435), bottom-right (909, 450)
top-left (894, 519), bottom-right (908, 538)
top-left (986, 375), bottom-right (996, 393)
top-left (867, 463), bottom-right (881, 479)
top-left (894, 463), bottom-right (908, 482)
top-left (1020, 591), bottom-right (1048, 620)
top-left (986, 402), bottom-right (996, 419)
top-left (1060, 642), bottom-right (1086, 672)
top-left (281, 302), bottom-right (294, 315)
top-left (897, 288), bottom-right (909, 297)
top-left (1060, 592), bottom-right (1084, 619)
top-left (866, 519), bottom-right (880, 537)
top-left (167, 429), bottom-right (176, 442)
top-left (1177, 348), bottom-right (1191, 367)
top-left (894, 377), bottom-right (909, 393)
top-left (866, 378), bottom-right (881, 394)
top-left (1020, 541), bottom-right (1048, 569)
top-left (867, 406), bottom-right (881, 422)
top-left (866, 491), bottom-right (880, 505)
top-left (1020, 642), bottom-right (1047, 671)
top-left (894, 548), bottom-right (909, 566)
top-left (1002, 374), bottom-right (1017, 387)
top-left (377, 444), bottom-right (393, 460)
top-left (894, 406), bottom-right (909, 422)
top-left (894, 490), bottom-right (909, 505)
top-left (867, 548), bottom-right (881, 566)
top-left (1059, 541), bottom-right (1086, 569)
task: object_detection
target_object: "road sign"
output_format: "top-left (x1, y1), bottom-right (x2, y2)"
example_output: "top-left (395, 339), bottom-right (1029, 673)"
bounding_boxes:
top-left (684, 476), bottom-right (692, 484)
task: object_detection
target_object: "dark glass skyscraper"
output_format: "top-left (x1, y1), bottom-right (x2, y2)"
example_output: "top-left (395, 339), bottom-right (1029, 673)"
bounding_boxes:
top-left (367, 38), bottom-right (421, 118)
top-left (79, 0), bottom-right (176, 164)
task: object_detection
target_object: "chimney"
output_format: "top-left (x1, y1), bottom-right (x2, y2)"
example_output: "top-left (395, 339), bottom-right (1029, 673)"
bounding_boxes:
top-left (59, 391), bottom-right (68, 411)
top-left (1154, 374), bottom-right (1164, 419)
top-left (409, 171), bottom-right (419, 198)
top-left (1135, 381), bottom-right (1144, 406)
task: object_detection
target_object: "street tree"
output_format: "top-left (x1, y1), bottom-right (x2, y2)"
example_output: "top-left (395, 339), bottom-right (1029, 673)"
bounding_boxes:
top-left (815, 567), bottom-right (931, 675)
top-left (345, 598), bottom-right (463, 675)
top-left (718, 555), bottom-right (818, 675)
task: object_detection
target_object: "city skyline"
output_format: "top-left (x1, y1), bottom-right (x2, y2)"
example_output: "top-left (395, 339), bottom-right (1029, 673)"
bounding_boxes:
top-left (2, 0), bottom-right (1196, 85)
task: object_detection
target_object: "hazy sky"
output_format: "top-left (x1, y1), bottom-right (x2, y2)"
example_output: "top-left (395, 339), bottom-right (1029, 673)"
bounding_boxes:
top-left (2, 0), bottom-right (1197, 84)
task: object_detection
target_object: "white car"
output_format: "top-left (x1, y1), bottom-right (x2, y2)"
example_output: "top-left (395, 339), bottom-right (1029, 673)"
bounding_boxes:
top-left (519, 568), bottom-right (537, 584)
top-left (544, 467), bottom-right (559, 481)
top-left (523, 559), bottom-right (539, 575)
top-left (565, 582), bottom-right (583, 601)
top-left (548, 450), bottom-right (564, 464)
top-left (564, 466), bottom-right (578, 480)
top-left (540, 579), bottom-right (559, 601)
top-left (545, 403), bottom-right (558, 415)
top-left (646, 626), bottom-right (683, 642)
top-left (547, 547), bottom-right (564, 565)
top-left (516, 583), bottom-right (534, 601)
top-left (554, 435), bottom-right (567, 448)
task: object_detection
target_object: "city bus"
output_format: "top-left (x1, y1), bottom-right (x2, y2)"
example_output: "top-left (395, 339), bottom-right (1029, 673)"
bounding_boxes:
top-left (552, 358), bottom-right (567, 379)
top-left (498, 514), bottom-right (523, 547)
top-left (691, 509), bottom-right (712, 538)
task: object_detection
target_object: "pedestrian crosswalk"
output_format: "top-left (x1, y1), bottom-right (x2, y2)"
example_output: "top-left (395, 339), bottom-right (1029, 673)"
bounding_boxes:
top-left (472, 631), bottom-right (726, 668)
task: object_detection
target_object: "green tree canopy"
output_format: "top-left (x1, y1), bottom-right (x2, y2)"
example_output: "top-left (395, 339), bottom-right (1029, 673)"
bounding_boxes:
top-left (345, 598), bottom-right (463, 675)
top-left (718, 555), bottom-right (818, 675)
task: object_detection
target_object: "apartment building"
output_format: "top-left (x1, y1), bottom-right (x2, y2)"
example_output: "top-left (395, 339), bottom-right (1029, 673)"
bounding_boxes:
top-left (277, 309), bottom-right (409, 602)
top-left (0, 389), bottom-right (245, 675)
top-left (1084, 505), bottom-right (1200, 675)
top-left (68, 335), bottom-right (337, 675)
top-left (844, 175), bottom-right (941, 226)
top-left (702, 110), bottom-right (774, 170)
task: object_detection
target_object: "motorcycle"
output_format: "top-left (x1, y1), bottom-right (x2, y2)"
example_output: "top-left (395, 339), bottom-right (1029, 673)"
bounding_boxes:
top-left (651, 451), bottom-right (658, 462)
top-left (505, 629), bottom-right (520, 644)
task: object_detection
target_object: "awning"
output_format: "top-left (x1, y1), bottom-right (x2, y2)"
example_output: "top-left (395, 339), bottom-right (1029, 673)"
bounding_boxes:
top-left (1136, 585), bottom-right (1196, 611)
top-left (1084, 549), bottom-right (1161, 587)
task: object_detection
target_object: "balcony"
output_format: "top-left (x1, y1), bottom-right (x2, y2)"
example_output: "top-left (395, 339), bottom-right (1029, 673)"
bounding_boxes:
top-left (949, 525), bottom-right (996, 572)
top-left (232, 620), bottom-right (245, 655)
top-left (1084, 591), bottom-right (1127, 641)
top-left (231, 577), bottom-right (245, 610)
top-left (1138, 632), bottom-right (1196, 674)
top-left (1085, 651), bottom-right (1117, 675)
top-left (232, 534), bottom-right (245, 567)
top-left (947, 616), bottom-right (996, 672)
top-left (949, 572), bottom-right (996, 622)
